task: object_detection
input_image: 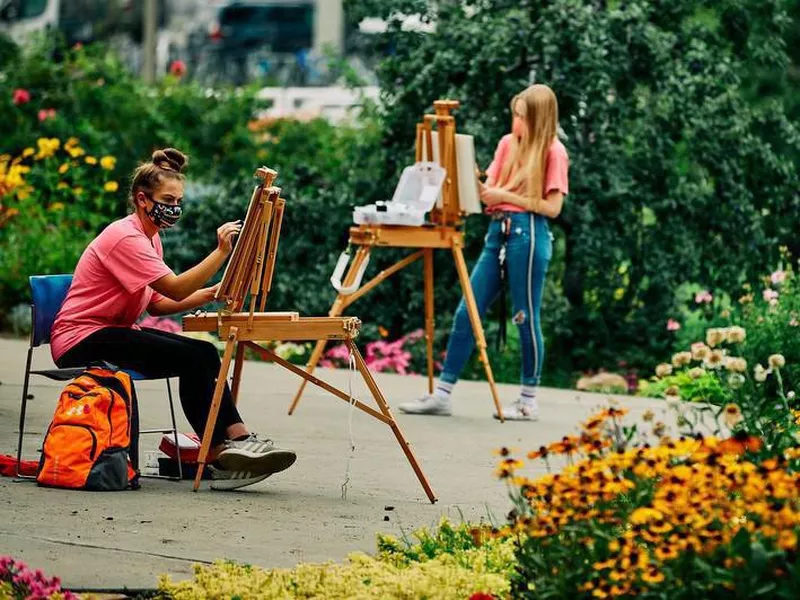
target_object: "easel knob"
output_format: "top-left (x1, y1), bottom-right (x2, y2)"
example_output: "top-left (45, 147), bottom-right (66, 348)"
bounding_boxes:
top-left (255, 167), bottom-right (278, 187)
top-left (433, 100), bottom-right (460, 116)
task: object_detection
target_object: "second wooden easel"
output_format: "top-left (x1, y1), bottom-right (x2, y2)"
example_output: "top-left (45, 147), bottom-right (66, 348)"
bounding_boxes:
top-left (289, 100), bottom-right (505, 421)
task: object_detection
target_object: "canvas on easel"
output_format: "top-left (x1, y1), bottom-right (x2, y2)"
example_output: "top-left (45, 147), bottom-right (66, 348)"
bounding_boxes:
top-left (181, 167), bottom-right (436, 502)
top-left (288, 100), bottom-right (506, 421)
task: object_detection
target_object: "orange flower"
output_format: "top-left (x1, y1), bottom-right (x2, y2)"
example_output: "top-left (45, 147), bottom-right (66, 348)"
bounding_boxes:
top-left (718, 431), bottom-right (763, 455)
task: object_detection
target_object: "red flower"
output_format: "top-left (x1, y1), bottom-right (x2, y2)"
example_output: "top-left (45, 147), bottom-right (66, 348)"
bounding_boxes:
top-left (169, 60), bottom-right (187, 78)
top-left (12, 89), bottom-right (30, 105)
top-left (469, 594), bottom-right (496, 600)
top-left (38, 108), bottom-right (56, 122)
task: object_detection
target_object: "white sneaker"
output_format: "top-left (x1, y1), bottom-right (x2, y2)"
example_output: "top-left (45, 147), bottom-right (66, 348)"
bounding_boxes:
top-left (494, 399), bottom-right (539, 421)
top-left (209, 466), bottom-right (271, 491)
top-left (398, 394), bottom-right (452, 416)
top-left (217, 433), bottom-right (297, 477)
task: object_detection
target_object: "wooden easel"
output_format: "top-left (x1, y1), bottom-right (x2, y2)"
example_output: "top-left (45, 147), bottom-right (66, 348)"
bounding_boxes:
top-left (288, 100), bottom-right (504, 421)
top-left (182, 167), bottom-right (436, 502)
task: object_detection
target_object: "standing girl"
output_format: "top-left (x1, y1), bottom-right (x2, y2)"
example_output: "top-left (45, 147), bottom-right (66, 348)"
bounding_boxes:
top-left (399, 84), bottom-right (569, 420)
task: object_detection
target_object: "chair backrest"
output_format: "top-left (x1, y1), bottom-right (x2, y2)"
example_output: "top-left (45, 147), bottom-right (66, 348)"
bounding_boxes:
top-left (30, 274), bottom-right (73, 347)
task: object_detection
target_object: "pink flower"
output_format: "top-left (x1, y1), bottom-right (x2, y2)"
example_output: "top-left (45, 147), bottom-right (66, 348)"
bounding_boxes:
top-left (763, 288), bottom-right (779, 302)
top-left (770, 270), bottom-right (786, 285)
top-left (169, 60), bottom-right (187, 78)
top-left (138, 315), bottom-right (182, 334)
top-left (790, 319), bottom-right (799, 327)
top-left (12, 89), bottom-right (30, 105)
top-left (666, 319), bottom-right (681, 331)
top-left (694, 290), bottom-right (713, 304)
top-left (37, 108), bottom-right (56, 122)
top-left (73, 42), bottom-right (83, 51)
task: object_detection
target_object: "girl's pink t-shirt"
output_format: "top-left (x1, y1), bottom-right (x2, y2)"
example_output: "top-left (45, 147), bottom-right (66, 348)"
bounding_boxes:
top-left (485, 134), bottom-right (570, 213)
top-left (50, 213), bottom-right (174, 362)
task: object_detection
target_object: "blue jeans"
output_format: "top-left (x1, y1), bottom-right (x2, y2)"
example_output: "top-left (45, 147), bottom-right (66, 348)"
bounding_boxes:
top-left (440, 212), bottom-right (552, 387)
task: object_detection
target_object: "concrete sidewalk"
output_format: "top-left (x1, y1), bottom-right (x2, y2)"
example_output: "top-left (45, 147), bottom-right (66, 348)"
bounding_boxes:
top-left (0, 335), bottom-right (665, 590)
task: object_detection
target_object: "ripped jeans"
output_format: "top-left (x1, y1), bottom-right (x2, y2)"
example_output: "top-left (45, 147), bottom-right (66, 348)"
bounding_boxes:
top-left (440, 211), bottom-right (552, 387)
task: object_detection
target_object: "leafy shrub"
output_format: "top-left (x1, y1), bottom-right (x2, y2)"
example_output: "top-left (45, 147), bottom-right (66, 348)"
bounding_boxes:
top-left (0, 138), bottom-right (123, 307)
top-left (156, 522), bottom-right (513, 599)
top-left (496, 393), bottom-right (800, 599)
top-left (349, 0), bottom-right (800, 380)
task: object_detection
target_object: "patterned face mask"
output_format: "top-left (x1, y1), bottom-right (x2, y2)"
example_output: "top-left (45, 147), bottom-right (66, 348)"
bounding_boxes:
top-left (144, 195), bottom-right (182, 229)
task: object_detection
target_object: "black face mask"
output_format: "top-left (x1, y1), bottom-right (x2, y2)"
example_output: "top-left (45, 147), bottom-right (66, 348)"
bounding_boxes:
top-left (144, 195), bottom-right (182, 229)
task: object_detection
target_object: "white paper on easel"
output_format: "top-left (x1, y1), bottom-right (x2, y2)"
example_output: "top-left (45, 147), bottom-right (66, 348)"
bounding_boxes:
top-left (427, 132), bottom-right (483, 215)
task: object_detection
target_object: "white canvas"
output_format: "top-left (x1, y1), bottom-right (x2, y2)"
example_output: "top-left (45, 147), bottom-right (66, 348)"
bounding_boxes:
top-left (426, 132), bottom-right (483, 215)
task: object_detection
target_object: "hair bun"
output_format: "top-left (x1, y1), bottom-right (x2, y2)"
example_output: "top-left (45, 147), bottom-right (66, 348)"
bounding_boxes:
top-left (151, 148), bottom-right (188, 173)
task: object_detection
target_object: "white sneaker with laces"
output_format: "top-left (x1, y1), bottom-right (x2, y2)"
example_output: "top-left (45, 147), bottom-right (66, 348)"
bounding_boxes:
top-left (217, 433), bottom-right (297, 477)
top-left (209, 466), bottom-right (271, 491)
top-left (398, 394), bottom-right (452, 416)
top-left (494, 399), bottom-right (539, 421)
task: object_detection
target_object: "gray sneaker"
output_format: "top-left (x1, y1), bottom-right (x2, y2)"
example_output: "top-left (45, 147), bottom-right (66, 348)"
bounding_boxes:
top-left (209, 466), bottom-right (271, 491)
top-left (217, 434), bottom-right (297, 477)
top-left (398, 394), bottom-right (452, 416)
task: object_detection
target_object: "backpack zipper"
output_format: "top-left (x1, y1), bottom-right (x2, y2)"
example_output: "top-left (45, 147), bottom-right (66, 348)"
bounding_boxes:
top-left (50, 423), bottom-right (98, 460)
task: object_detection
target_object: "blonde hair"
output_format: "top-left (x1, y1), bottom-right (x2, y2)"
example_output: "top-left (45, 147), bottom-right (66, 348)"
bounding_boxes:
top-left (496, 84), bottom-right (558, 199)
top-left (129, 148), bottom-right (188, 207)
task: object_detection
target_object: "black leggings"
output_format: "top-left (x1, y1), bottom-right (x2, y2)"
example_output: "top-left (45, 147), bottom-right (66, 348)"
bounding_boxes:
top-left (57, 327), bottom-right (243, 445)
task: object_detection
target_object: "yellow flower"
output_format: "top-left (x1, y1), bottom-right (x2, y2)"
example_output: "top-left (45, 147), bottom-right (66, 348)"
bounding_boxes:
top-left (642, 568), bottom-right (665, 584)
top-left (722, 404), bottom-right (743, 429)
top-left (66, 145), bottom-right (86, 158)
top-left (73, 186), bottom-right (84, 195)
top-left (691, 342), bottom-right (711, 361)
top-left (85, 156), bottom-right (98, 165)
top-left (100, 155), bottom-right (116, 170)
top-left (724, 357), bottom-right (747, 374)
top-left (778, 530), bottom-right (797, 551)
top-left (769, 354), bottom-right (786, 369)
top-left (65, 137), bottom-right (80, 148)
top-left (704, 350), bottom-right (725, 370)
top-left (48, 202), bottom-right (65, 212)
top-left (726, 326), bottom-right (746, 344)
top-left (706, 328), bottom-right (724, 348)
top-left (22, 147), bottom-right (35, 158)
top-left (104, 181), bottom-right (119, 193)
top-left (56, 182), bottom-right (68, 190)
top-left (58, 163), bottom-right (69, 174)
top-left (655, 363), bottom-right (673, 378)
top-left (630, 507), bottom-right (663, 525)
top-left (672, 352), bottom-right (692, 368)
top-left (688, 367), bottom-right (706, 380)
top-left (34, 137), bottom-right (60, 160)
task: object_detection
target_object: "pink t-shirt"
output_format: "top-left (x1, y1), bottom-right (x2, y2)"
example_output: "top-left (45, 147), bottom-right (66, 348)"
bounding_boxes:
top-left (485, 134), bottom-right (569, 213)
top-left (50, 213), bottom-right (174, 362)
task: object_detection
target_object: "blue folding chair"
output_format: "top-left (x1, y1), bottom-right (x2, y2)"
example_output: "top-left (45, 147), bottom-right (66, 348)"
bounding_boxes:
top-left (16, 274), bottom-right (182, 480)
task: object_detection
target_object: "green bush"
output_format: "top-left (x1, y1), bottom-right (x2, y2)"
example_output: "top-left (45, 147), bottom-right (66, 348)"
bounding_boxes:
top-left (347, 0), bottom-right (800, 380)
top-left (0, 139), bottom-right (122, 306)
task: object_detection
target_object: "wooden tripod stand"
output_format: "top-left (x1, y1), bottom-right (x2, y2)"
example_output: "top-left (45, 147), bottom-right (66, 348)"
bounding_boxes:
top-left (288, 100), bottom-right (505, 421)
top-left (181, 167), bottom-right (436, 502)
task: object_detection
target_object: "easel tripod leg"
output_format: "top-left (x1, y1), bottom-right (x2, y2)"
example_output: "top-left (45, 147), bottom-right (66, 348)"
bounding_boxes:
top-left (193, 327), bottom-right (240, 491)
top-left (346, 339), bottom-right (437, 503)
top-left (289, 246), bottom-right (371, 414)
top-left (451, 246), bottom-right (505, 422)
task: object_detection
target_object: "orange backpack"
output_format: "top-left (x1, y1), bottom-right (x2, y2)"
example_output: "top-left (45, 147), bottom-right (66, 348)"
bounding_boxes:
top-left (37, 367), bottom-right (139, 491)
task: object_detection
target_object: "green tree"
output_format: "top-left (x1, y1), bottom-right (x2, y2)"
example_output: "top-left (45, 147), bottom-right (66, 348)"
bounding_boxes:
top-left (346, 0), bottom-right (800, 376)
